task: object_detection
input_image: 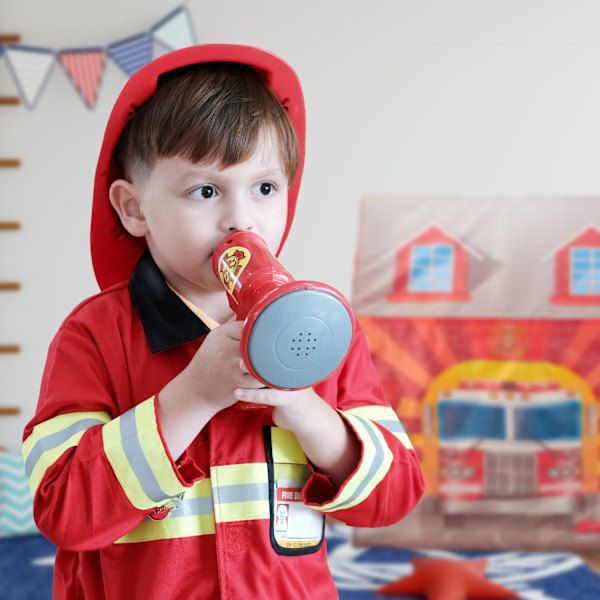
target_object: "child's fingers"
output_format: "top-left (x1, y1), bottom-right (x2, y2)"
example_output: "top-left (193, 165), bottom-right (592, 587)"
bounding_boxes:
top-left (234, 387), bottom-right (278, 405)
top-left (215, 319), bottom-right (244, 341)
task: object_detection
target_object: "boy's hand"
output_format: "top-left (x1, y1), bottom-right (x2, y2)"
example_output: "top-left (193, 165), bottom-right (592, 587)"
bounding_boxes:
top-left (184, 320), bottom-right (264, 412)
top-left (234, 375), bottom-right (319, 431)
top-left (160, 321), bottom-right (361, 483)
top-left (234, 379), bottom-right (361, 490)
top-left (157, 321), bottom-right (264, 460)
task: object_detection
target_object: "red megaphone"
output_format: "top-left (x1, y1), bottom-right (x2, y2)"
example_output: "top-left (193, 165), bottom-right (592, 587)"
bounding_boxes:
top-left (212, 231), bottom-right (353, 390)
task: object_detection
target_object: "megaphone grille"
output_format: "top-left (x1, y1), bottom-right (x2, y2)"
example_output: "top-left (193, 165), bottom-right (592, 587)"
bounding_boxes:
top-left (278, 316), bottom-right (331, 367)
top-left (247, 288), bottom-right (352, 389)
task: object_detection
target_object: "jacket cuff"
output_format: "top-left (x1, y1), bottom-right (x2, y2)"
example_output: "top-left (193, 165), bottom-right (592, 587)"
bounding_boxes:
top-left (153, 397), bottom-right (205, 485)
top-left (304, 407), bottom-right (395, 513)
top-left (102, 397), bottom-right (202, 510)
top-left (303, 470), bottom-right (337, 505)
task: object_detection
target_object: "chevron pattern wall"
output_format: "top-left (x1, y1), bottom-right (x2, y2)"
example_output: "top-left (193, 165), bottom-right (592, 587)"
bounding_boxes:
top-left (0, 450), bottom-right (38, 536)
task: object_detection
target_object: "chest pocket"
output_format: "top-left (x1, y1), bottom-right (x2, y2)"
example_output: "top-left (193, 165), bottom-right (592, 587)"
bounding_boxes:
top-left (263, 426), bottom-right (325, 556)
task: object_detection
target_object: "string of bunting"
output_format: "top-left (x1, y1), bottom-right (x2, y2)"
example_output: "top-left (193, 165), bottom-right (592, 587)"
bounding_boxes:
top-left (0, 6), bottom-right (196, 110)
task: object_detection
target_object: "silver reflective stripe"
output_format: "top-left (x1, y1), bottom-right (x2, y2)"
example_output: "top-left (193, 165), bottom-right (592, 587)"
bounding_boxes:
top-left (120, 408), bottom-right (168, 504)
top-left (332, 414), bottom-right (385, 510)
top-left (172, 496), bottom-right (214, 518)
top-left (377, 419), bottom-right (406, 434)
top-left (25, 418), bottom-right (106, 477)
top-left (214, 482), bottom-right (269, 504)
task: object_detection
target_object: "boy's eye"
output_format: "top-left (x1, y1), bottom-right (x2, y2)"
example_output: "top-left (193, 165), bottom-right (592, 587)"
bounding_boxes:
top-left (257, 182), bottom-right (274, 196)
top-left (191, 185), bottom-right (216, 199)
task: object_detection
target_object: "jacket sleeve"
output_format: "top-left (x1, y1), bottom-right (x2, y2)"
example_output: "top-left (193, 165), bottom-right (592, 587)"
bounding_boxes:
top-left (22, 314), bottom-right (203, 551)
top-left (303, 322), bottom-right (425, 527)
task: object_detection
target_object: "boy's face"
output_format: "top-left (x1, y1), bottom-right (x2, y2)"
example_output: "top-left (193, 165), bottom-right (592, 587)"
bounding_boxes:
top-left (112, 131), bottom-right (289, 305)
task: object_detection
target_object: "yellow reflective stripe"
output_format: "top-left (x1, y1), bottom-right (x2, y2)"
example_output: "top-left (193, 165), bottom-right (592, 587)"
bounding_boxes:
top-left (102, 397), bottom-right (187, 510)
top-left (211, 463), bottom-right (270, 523)
top-left (211, 463), bottom-right (268, 486)
top-left (346, 405), bottom-right (414, 449)
top-left (116, 479), bottom-right (215, 543)
top-left (115, 514), bottom-right (215, 544)
top-left (183, 477), bottom-right (212, 499)
top-left (312, 411), bottom-right (393, 513)
top-left (273, 463), bottom-right (311, 481)
top-left (23, 411), bottom-right (111, 495)
top-left (271, 428), bottom-right (307, 464)
top-left (133, 397), bottom-right (186, 495)
top-left (215, 499), bottom-right (269, 522)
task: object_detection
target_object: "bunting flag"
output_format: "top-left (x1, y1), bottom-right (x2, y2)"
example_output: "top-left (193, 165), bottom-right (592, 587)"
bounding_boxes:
top-left (151, 6), bottom-right (196, 51)
top-left (3, 45), bottom-right (56, 109)
top-left (107, 34), bottom-right (153, 77)
top-left (58, 48), bottom-right (106, 109)
top-left (0, 5), bottom-right (196, 110)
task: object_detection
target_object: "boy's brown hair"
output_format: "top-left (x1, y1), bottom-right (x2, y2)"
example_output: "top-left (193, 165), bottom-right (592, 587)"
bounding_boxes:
top-left (114, 62), bottom-right (299, 184)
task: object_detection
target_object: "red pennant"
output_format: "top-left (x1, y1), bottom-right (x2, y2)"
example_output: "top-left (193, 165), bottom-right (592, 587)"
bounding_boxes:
top-left (58, 49), bottom-right (105, 108)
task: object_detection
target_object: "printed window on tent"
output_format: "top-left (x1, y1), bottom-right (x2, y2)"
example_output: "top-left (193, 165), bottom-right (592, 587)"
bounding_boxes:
top-left (570, 247), bottom-right (600, 295)
top-left (408, 244), bottom-right (454, 292)
top-left (438, 401), bottom-right (506, 440)
top-left (514, 401), bottom-right (581, 442)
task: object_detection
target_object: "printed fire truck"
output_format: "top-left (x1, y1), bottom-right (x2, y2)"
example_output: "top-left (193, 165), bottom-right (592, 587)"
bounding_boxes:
top-left (422, 378), bottom-right (597, 516)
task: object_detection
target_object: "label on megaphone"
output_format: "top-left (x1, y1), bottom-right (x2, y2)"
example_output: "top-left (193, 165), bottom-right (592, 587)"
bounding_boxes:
top-left (217, 246), bottom-right (251, 295)
top-left (212, 232), bottom-right (354, 391)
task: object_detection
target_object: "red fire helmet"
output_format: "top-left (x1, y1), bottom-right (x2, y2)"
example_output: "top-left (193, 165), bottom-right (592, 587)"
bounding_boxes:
top-left (91, 44), bottom-right (306, 290)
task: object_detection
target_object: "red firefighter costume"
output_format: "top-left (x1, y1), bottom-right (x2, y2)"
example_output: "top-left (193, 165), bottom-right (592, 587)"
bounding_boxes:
top-left (23, 45), bottom-right (424, 599)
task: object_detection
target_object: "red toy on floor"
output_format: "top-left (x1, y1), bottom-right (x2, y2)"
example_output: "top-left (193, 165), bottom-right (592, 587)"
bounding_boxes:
top-left (375, 556), bottom-right (520, 600)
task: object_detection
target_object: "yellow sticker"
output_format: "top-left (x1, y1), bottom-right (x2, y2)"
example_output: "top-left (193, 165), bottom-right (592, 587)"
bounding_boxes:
top-left (218, 246), bottom-right (251, 295)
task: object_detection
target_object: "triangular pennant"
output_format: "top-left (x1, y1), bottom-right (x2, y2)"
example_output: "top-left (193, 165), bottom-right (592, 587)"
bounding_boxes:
top-left (151, 6), bottom-right (196, 51)
top-left (107, 34), bottom-right (153, 77)
top-left (4, 45), bottom-right (55, 109)
top-left (58, 48), bottom-right (106, 109)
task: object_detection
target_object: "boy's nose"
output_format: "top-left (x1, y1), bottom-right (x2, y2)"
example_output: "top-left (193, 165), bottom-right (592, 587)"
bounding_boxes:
top-left (221, 199), bottom-right (253, 233)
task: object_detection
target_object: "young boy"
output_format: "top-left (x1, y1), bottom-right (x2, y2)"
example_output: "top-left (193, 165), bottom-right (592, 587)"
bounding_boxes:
top-left (23, 45), bottom-right (424, 599)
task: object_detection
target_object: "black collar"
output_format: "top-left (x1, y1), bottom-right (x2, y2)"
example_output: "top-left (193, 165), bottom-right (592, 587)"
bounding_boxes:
top-left (128, 251), bottom-right (211, 354)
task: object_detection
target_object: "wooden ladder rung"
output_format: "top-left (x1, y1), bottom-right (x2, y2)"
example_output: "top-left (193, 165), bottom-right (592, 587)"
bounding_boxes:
top-left (0, 222), bottom-right (21, 230)
top-left (0, 34), bottom-right (23, 411)
top-left (0, 159), bottom-right (21, 168)
top-left (0, 34), bottom-right (21, 43)
top-left (0, 37), bottom-right (21, 106)
top-left (0, 282), bottom-right (20, 291)
top-left (0, 345), bottom-right (20, 353)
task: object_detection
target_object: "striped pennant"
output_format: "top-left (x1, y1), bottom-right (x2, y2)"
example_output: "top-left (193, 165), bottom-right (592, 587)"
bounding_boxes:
top-left (107, 34), bottom-right (153, 77)
top-left (4, 45), bottom-right (55, 109)
top-left (58, 48), bottom-right (106, 109)
top-left (0, 450), bottom-right (37, 537)
top-left (151, 6), bottom-right (196, 51)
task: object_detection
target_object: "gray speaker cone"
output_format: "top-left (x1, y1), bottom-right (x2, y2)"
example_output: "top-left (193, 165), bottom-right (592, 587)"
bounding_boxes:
top-left (247, 289), bottom-right (353, 389)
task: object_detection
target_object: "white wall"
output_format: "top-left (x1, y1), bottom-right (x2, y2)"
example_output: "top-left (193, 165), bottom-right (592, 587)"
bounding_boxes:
top-left (3, 0), bottom-right (600, 449)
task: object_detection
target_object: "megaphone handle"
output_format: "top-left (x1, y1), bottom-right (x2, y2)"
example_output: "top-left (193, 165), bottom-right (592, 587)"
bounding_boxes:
top-left (227, 292), bottom-right (245, 320)
top-left (237, 320), bottom-right (268, 409)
